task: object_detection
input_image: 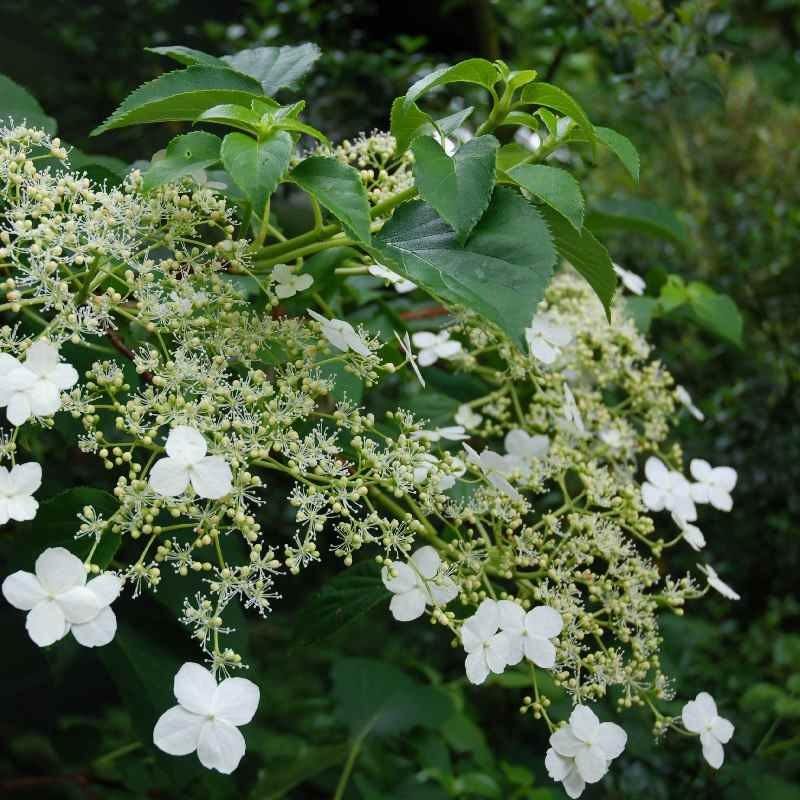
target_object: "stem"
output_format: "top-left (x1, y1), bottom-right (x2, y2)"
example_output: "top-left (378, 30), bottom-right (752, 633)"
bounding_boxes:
top-left (255, 238), bottom-right (357, 271)
top-left (74, 260), bottom-right (101, 307)
top-left (333, 726), bottom-right (370, 800)
top-left (255, 199), bottom-right (271, 248)
top-left (370, 186), bottom-right (417, 219)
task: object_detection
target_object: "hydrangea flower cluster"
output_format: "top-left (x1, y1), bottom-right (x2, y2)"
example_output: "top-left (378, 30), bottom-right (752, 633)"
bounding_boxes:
top-left (0, 125), bottom-right (738, 787)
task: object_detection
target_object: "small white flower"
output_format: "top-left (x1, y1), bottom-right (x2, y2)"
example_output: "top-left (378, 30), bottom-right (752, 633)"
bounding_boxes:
top-left (411, 330), bottom-right (462, 367)
top-left (368, 263), bottom-right (416, 293)
top-left (381, 546), bottom-right (458, 622)
top-left (0, 341), bottom-right (79, 426)
top-left (0, 462), bottom-right (42, 524)
top-left (545, 705), bottom-right (627, 798)
top-left (640, 456), bottom-right (697, 521)
top-left (598, 428), bottom-right (622, 449)
top-left (411, 425), bottom-right (468, 442)
top-left (563, 384), bottom-right (585, 434)
top-left (153, 662), bottom-right (259, 774)
top-left (272, 263), bottom-right (313, 299)
top-left (454, 404), bottom-right (483, 429)
top-left (461, 598), bottom-right (511, 685)
top-left (463, 443), bottom-right (522, 502)
top-left (671, 512), bottom-right (706, 551)
top-left (676, 385), bottom-right (705, 421)
top-left (394, 330), bottom-right (425, 387)
top-left (307, 309), bottom-right (371, 357)
top-left (525, 314), bottom-right (572, 365)
top-left (613, 263), bottom-right (646, 295)
top-left (72, 572), bottom-right (123, 647)
top-left (504, 429), bottom-right (549, 477)
top-left (689, 459), bottom-right (737, 511)
top-left (497, 600), bottom-right (563, 668)
top-left (149, 426), bottom-right (233, 500)
top-left (699, 563), bottom-right (740, 601)
top-left (682, 691), bottom-right (734, 769)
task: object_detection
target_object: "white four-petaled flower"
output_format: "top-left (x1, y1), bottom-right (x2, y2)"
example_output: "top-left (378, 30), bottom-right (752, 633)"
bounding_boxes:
top-left (463, 443), bottom-right (522, 502)
top-left (0, 462), bottom-right (42, 524)
top-left (525, 315), bottom-right (572, 364)
top-left (640, 456), bottom-right (697, 521)
top-left (369, 263), bottom-right (416, 293)
top-left (504, 429), bottom-right (549, 478)
top-left (699, 563), bottom-right (740, 601)
top-left (545, 705), bottom-right (627, 798)
top-left (454, 404), bottom-right (483, 429)
top-left (411, 330), bottom-right (462, 367)
top-left (496, 599), bottom-right (563, 668)
top-left (681, 691), bottom-right (734, 769)
top-left (381, 546), bottom-right (458, 621)
top-left (307, 309), bottom-right (371, 357)
top-left (411, 425), bottom-right (468, 442)
top-left (689, 459), bottom-right (737, 511)
top-left (671, 512), bottom-right (706, 551)
top-left (0, 341), bottom-right (79, 426)
top-left (272, 263), bottom-right (314, 299)
top-left (149, 426), bottom-right (233, 500)
top-left (461, 598), bottom-right (511, 685)
top-left (153, 662), bottom-right (259, 774)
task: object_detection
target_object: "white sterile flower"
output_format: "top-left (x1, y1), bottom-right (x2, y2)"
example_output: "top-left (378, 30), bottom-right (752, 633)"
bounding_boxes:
top-left (545, 705), bottom-right (627, 798)
top-left (0, 341), bottom-right (79, 426)
top-left (149, 426), bottom-right (233, 500)
top-left (368, 263), bottom-right (416, 293)
top-left (699, 563), bottom-right (740, 601)
top-left (681, 691), bottom-right (734, 769)
top-left (461, 598), bottom-right (511, 685)
top-left (411, 425), bottom-right (468, 442)
top-left (640, 456), bottom-right (697, 521)
top-left (689, 459), bottom-right (737, 512)
top-left (504, 429), bottom-right (549, 477)
top-left (437, 457), bottom-right (466, 491)
top-left (307, 309), bottom-right (371, 357)
top-left (525, 314), bottom-right (573, 365)
top-left (0, 462), bottom-right (42, 524)
top-left (463, 443), bottom-right (522, 502)
top-left (563, 384), bottom-right (585, 434)
top-left (455, 404), bottom-right (483, 429)
top-left (411, 330), bottom-right (462, 367)
top-left (272, 263), bottom-right (313, 299)
top-left (671, 512), bottom-right (706, 552)
top-left (676, 385), bottom-right (705, 421)
top-left (381, 545), bottom-right (458, 622)
top-left (598, 428), bottom-right (622, 449)
top-left (413, 453), bottom-right (439, 485)
top-left (72, 572), bottom-right (123, 647)
top-left (153, 662), bottom-right (259, 774)
top-left (612, 263), bottom-right (646, 295)
top-left (394, 330), bottom-right (425, 387)
top-left (2, 547), bottom-right (100, 647)
top-left (497, 600), bottom-right (563, 668)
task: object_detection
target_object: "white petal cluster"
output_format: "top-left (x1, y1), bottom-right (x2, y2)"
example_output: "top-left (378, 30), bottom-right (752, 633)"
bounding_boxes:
top-left (307, 309), bottom-right (371, 356)
top-left (640, 457), bottom-right (697, 521)
top-left (503, 429), bottom-right (549, 477)
top-left (153, 662), bottom-right (259, 774)
top-left (681, 691), bottom-right (734, 768)
top-left (496, 600), bottom-right (563, 668)
top-left (461, 599), bottom-right (511, 685)
top-left (463, 443), bottom-right (522, 501)
top-left (0, 341), bottom-right (78, 426)
top-left (411, 330), bottom-right (462, 367)
top-left (689, 459), bottom-right (737, 511)
top-left (272, 264), bottom-right (313, 299)
top-left (671, 512), bottom-right (706, 551)
top-left (0, 462), bottom-right (42, 524)
top-left (525, 314), bottom-right (572, 364)
top-left (2, 547), bottom-right (122, 647)
top-left (545, 705), bottom-right (627, 798)
top-left (381, 546), bottom-right (458, 621)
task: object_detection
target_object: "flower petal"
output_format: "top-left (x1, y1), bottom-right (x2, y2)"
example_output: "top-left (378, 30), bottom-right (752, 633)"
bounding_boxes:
top-left (213, 677), bottom-right (260, 725)
top-left (526, 605), bottom-right (563, 638)
top-left (56, 586), bottom-right (101, 624)
top-left (712, 466), bottom-right (737, 492)
top-left (569, 705), bottom-right (600, 743)
top-left (2, 570), bottom-right (46, 610)
top-left (197, 719), bottom-right (246, 774)
top-left (485, 632), bottom-right (510, 673)
top-left (465, 650), bottom-right (490, 685)
top-left (10, 462), bottom-right (42, 494)
top-left (561, 766), bottom-right (586, 799)
top-left (545, 747), bottom-right (572, 781)
top-left (6, 391), bottom-right (32, 426)
top-left (689, 459), bottom-right (712, 483)
top-left (429, 577), bottom-right (459, 606)
top-left (497, 599), bottom-right (525, 633)
top-left (48, 363), bottom-right (79, 390)
top-left (24, 340), bottom-right (60, 374)
top-left (409, 545), bottom-right (440, 580)
top-left (153, 705), bottom-right (204, 756)
top-left (708, 487), bottom-right (732, 512)
top-left (72, 606), bottom-right (117, 647)
top-left (550, 727), bottom-right (584, 757)
top-left (165, 426), bottom-right (207, 464)
top-left (711, 716), bottom-right (734, 744)
top-left (174, 662), bottom-right (217, 715)
top-left (26, 600), bottom-right (69, 646)
top-left (700, 731), bottom-right (724, 769)
top-left (149, 457), bottom-right (191, 497)
top-left (524, 635), bottom-right (557, 669)
top-left (382, 561), bottom-right (417, 594)
top-left (575, 744), bottom-right (608, 784)
top-left (389, 588), bottom-right (427, 622)
top-left (641, 482), bottom-right (665, 511)
top-left (644, 457), bottom-right (669, 488)
top-left (190, 456), bottom-right (233, 500)
top-left (27, 381), bottom-right (61, 417)
top-left (86, 574), bottom-right (123, 607)
top-left (6, 494), bottom-right (38, 522)
top-left (35, 547), bottom-right (86, 593)
top-left (411, 331), bottom-right (438, 349)
top-left (597, 722), bottom-right (627, 759)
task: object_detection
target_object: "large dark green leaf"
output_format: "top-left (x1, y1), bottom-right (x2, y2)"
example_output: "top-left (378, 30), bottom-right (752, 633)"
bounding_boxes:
top-left (289, 156), bottom-right (371, 243)
top-left (91, 67), bottom-right (264, 135)
top-left (508, 163), bottom-right (584, 230)
top-left (412, 134), bottom-right (498, 244)
top-left (587, 197), bottom-right (688, 245)
top-left (222, 44), bottom-right (321, 96)
top-left (141, 131), bottom-right (221, 191)
top-left (374, 188), bottom-right (556, 349)
top-left (404, 59), bottom-right (500, 108)
top-left (220, 130), bottom-right (293, 217)
top-left (0, 74), bottom-right (57, 134)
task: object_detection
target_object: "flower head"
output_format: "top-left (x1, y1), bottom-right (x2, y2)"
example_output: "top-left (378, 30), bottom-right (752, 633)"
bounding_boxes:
top-left (0, 462), bottom-right (42, 524)
top-left (153, 662), bottom-right (259, 774)
top-left (497, 600), bottom-right (563, 668)
top-left (461, 599), bottom-right (511, 685)
top-left (689, 459), bottom-right (737, 511)
top-left (641, 457), bottom-right (697, 521)
top-left (307, 309), bottom-right (371, 357)
top-left (681, 691), bottom-right (734, 768)
top-left (381, 546), bottom-right (458, 621)
top-left (411, 330), bottom-right (462, 367)
top-left (525, 314), bottom-right (572, 364)
top-left (272, 264), bottom-right (313, 299)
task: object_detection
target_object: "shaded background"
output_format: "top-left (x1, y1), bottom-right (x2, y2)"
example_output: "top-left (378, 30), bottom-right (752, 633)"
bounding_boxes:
top-left (1, 1), bottom-right (799, 798)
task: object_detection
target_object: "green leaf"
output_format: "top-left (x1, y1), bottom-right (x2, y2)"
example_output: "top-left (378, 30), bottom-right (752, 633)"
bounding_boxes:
top-left (195, 103), bottom-right (262, 135)
top-left (147, 45), bottom-right (226, 68)
top-left (540, 205), bottom-right (616, 319)
top-left (595, 126), bottom-right (640, 182)
top-left (222, 43), bottom-right (321, 96)
top-left (587, 197), bottom-right (688, 244)
top-left (685, 281), bottom-right (744, 346)
top-left (508, 163), bottom-right (585, 230)
top-left (294, 560), bottom-right (386, 644)
top-left (437, 106), bottom-right (476, 134)
top-left (520, 82), bottom-right (595, 144)
top-left (220, 130), bottom-right (293, 218)
top-left (274, 117), bottom-right (330, 146)
top-left (332, 657), bottom-right (454, 738)
top-left (250, 743), bottom-right (349, 800)
top-left (496, 143), bottom-right (532, 173)
top-left (375, 188), bottom-right (556, 350)
top-left (0, 74), bottom-right (57, 134)
top-left (141, 131), bottom-right (221, 190)
top-left (412, 134), bottom-right (498, 243)
top-left (289, 156), bottom-right (371, 243)
top-left (626, 296), bottom-right (658, 332)
top-left (91, 66), bottom-right (264, 136)
top-left (390, 100), bottom-right (475, 155)
top-left (405, 59), bottom-right (500, 108)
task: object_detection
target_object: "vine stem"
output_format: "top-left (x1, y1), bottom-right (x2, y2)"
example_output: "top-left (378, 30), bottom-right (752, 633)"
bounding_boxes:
top-left (333, 724), bottom-right (372, 800)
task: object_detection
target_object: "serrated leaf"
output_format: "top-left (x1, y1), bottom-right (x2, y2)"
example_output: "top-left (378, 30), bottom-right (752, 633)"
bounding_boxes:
top-left (595, 126), bottom-right (640, 182)
top-left (91, 67), bottom-right (264, 136)
top-left (508, 163), bottom-right (585, 230)
top-left (220, 130), bottom-right (293, 218)
top-left (275, 117), bottom-right (330, 146)
top-left (587, 197), bottom-right (688, 244)
top-left (289, 156), bottom-right (371, 243)
top-left (540, 205), bottom-right (616, 319)
top-left (685, 281), bottom-right (743, 346)
top-left (141, 131), bottom-right (221, 190)
top-left (147, 45), bottom-right (226, 68)
top-left (375, 188), bottom-right (556, 350)
top-left (405, 58), bottom-right (500, 108)
top-left (496, 143), bottom-right (532, 173)
top-left (222, 43), bottom-right (321, 96)
top-left (390, 98), bottom-right (474, 155)
top-left (195, 103), bottom-right (262, 135)
top-left (520, 82), bottom-right (595, 144)
top-left (412, 134), bottom-right (498, 243)
top-left (0, 74), bottom-right (57, 134)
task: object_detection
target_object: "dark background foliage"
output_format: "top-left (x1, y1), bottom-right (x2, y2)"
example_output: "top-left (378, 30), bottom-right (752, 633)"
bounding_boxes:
top-left (1, 1), bottom-right (798, 798)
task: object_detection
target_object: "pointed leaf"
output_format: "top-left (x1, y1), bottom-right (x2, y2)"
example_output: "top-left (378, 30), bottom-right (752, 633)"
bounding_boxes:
top-left (390, 98), bottom-right (474, 155)
top-left (141, 131), bottom-right (221, 190)
top-left (276, 117), bottom-right (330, 146)
top-left (508, 163), bottom-right (584, 230)
top-left (222, 43), bottom-right (321, 96)
top-left (520, 82), bottom-right (595, 144)
top-left (374, 188), bottom-right (556, 349)
top-left (195, 103), bottom-right (262, 135)
top-left (412, 134), bottom-right (498, 243)
top-left (289, 156), bottom-right (371, 243)
top-left (685, 282), bottom-right (743, 347)
top-left (595, 126), bottom-right (640, 182)
top-left (92, 66), bottom-right (264, 135)
top-left (405, 59), bottom-right (500, 108)
top-left (146, 45), bottom-right (226, 68)
top-left (0, 74), bottom-right (57, 134)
